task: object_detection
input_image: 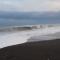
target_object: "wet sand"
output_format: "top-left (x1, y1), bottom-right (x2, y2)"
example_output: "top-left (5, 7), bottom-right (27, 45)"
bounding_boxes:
top-left (28, 32), bottom-right (60, 42)
top-left (0, 38), bottom-right (60, 60)
top-left (43, 32), bottom-right (60, 38)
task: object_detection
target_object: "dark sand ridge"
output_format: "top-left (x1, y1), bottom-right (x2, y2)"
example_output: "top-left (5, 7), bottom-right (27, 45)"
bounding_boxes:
top-left (0, 32), bottom-right (60, 60)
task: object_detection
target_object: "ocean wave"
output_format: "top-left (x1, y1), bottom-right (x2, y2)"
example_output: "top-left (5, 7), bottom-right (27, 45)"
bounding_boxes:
top-left (0, 25), bottom-right (43, 32)
top-left (0, 26), bottom-right (32, 32)
top-left (0, 24), bottom-right (57, 32)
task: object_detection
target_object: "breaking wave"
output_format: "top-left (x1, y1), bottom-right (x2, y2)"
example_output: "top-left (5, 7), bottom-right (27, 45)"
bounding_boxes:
top-left (0, 24), bottom-right (58, 32)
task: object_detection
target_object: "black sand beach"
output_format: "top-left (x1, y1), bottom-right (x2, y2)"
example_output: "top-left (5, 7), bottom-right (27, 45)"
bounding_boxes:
top-left (0, 39), bottom-right (60, 60)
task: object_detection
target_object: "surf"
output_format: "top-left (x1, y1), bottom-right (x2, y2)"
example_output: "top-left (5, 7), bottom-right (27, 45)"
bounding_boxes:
top-left (0, 24), bottom-right (60, 48)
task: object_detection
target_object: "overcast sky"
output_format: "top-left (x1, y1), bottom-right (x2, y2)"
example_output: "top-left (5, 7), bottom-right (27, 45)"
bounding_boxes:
top-left (0, 0), bottom-right (60, 12)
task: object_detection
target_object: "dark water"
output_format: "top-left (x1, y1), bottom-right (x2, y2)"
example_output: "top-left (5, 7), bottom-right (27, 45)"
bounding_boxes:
top-left (0, 18), bottom-right (60, 28)
top-left (0, 12), bottom-right (60, 27)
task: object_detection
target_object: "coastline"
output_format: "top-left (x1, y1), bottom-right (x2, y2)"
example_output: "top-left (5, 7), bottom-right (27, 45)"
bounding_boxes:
top-left (0, 24), bottom-right (60, 60)
top-left (0, 39), bottom-right (60, 60)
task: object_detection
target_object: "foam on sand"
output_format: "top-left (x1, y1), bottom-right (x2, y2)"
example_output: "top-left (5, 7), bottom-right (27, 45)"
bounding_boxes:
top-left (0, 31), bottom-right (30, 48)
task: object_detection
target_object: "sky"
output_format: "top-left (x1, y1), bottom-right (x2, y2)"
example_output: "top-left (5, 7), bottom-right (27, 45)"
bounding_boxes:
top-left (0, 0), bottom-right (60, 12)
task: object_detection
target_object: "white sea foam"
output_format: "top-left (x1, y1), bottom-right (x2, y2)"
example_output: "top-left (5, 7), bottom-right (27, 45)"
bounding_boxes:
top-left (0, 25), bottom-right (60, 48)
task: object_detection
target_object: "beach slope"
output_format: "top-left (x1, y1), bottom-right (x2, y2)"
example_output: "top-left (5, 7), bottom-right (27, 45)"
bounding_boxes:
top-left (0, 39), bottom-right (60, 60)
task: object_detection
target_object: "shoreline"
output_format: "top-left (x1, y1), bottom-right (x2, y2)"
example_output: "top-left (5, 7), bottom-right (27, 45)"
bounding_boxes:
top-left (0, 39), bottom-right (60, 60)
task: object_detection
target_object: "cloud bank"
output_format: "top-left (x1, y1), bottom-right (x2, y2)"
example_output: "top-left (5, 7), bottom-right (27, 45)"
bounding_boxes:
top-left (0, 0), bottom-right (60, 12)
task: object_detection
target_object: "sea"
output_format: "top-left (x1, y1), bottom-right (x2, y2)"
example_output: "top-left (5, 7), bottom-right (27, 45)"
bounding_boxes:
top-left (0, 12), bottom-right (60, 48)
